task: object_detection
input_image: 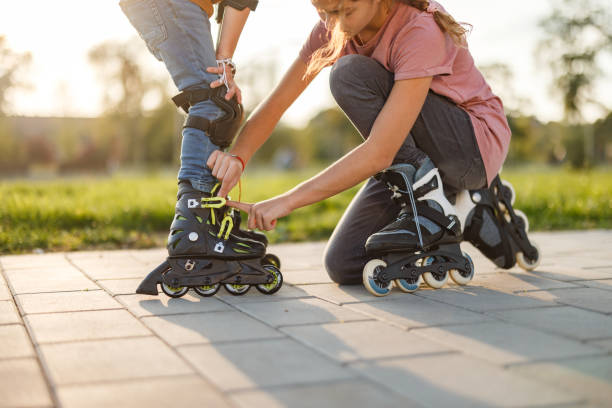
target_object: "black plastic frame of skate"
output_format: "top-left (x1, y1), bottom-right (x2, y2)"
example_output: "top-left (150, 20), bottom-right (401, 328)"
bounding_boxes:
top-left (135, 260), bottom-right (170, 295)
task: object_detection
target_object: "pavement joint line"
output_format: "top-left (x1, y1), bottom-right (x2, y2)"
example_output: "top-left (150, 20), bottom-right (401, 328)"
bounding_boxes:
top-left (136, 309), bottom-right (244, 319)
top-left (9, 289), bottom-right (103, 296)
top-left (582, 265), bottom-right (612, 270)
top-left (215, 295), bottom-right (317, 305)
top-left (502, 351), bottom-right (612, 369)
top-left (343, 350), bottom-right (461, 366)
top-left (0, 259), bottom-right (61, 408)
top-left (13, 306), bottom-right (125, 317)
top-left (272, 317), bottom-right (376, 329)
top-left (176, 334), bottom-right (291, 348)
top-left (30, 334), bottom-right (155, 347)
top-left (64, 254), bottom-right (236, 401)
top-left (53, 373), bottom-right (197, 389)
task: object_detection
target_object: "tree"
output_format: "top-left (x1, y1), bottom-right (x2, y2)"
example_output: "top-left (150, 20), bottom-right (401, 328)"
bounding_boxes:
top-left (0, 35), bottom-right (31, 116)
top-left (538, 0), bottom-right (612, 167)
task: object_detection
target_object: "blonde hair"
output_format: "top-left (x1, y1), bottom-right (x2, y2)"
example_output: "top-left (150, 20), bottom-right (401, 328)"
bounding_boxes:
top-left (305, 0), bottom-right (470, 78)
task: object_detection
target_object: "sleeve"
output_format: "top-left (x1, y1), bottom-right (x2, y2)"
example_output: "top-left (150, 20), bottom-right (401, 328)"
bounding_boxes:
top-left (391, 17), bottom-right (455, 81)
top-left (298, 21), bottom-right (331, 63)
top-left (221, 0), bottom-right (258, 11)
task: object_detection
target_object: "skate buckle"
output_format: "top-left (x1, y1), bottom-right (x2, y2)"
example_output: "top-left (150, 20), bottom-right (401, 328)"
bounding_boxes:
top-left (214, 242), bottom-right (225, 253)
top-left (202, 197), bottom-right (227, 209)
top-left (188, 199), bottom-right (200, 208)
top-left (185, 259), bottom-right (196, 271)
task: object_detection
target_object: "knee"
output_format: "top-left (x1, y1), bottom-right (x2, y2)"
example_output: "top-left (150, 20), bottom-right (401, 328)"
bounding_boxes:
top-left (329, 55), bottom-right (383, 102)
top-left (323, 245), bottom-right (361, 285)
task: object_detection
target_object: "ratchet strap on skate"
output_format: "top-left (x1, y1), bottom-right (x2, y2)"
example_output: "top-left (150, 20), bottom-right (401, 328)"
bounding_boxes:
top-left (200, 195), bottom-right (235, 241)
top-left (409, 203), bottom-right (462, 237)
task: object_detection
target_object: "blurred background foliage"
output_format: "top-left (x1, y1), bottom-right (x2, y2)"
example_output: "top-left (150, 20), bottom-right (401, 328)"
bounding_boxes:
top-left (1, 0), bottom-right (611, 253)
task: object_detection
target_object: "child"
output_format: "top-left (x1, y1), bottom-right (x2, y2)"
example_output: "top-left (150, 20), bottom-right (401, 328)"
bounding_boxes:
top-left (210, 0), bottom-right (538, 288)
top-left (125, 0), bottom-right (284, 297)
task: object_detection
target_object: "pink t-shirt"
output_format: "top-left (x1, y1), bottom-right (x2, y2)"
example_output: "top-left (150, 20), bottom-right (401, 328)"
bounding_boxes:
top-left (299, 1), bottom-right (510, 185)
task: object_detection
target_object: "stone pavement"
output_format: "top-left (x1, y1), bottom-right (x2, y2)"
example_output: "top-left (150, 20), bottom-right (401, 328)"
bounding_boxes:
top-left (1, 231), bottom-right (612, 408)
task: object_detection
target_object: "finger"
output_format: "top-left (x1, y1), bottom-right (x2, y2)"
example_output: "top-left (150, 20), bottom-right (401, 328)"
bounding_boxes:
top-left (206, 66), bottom-right (223, 73)
top-left (247, 208), bottom-right (257, 230)
top-left (236, 89), bottom-right (243, 105)
top-left (256, 210), bottom-right (265, 231)
top-left (216, 159), bottom-right (231, 186)
top-left (210, 80), bottom-right (222, 89)
top-left (211, 154), bottom-right (226, 177)
top-left (206, 150), bottom-right (220, 169)
top-left (218, 169), bottom-right (238, 198)
top-left (225, 88), bottom-right (236, 101)
top-left (226, 200), bottom-right (252, 213)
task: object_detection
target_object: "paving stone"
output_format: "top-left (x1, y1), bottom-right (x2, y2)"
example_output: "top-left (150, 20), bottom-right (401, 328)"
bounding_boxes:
top-left (57, 376), bottom-right (231, 408)
top-left (281, 320), bottom-right (452, 363)
top-left (231, 379), bottom-right (418, 408)
top-left (268, 242), bottom-right (327, 271)
top-left (97, 278), bottom-right (146, 296)
top-left (295, 283), bottom-right (409, 305)
top-left (116, 293), bottom-right (233, 317)
top-left (488, 306), bottom-right (612, 341)
top-left (415, 286), bottom-right (551, 312)
top-left (142, 310), bottom-right (284, 346)
top-left (0, 277), bottom-right (10, 301)
top-left (471, 271), bottom-right (580, 293)
top-left (282, 269), bottom-right (333, 285)
top-left (587, 339), bottom-right (612, 353)
top-left (179, 338), bottom-right (355, 391)
top-left (352, 353), bottom-right (581, 408)
top-left (413, 321), bottom-right (602, 365)
top-left (26, 309), bottom-right (150, 344)
top-left (126, 248), bottom-right (166, 263)
top-left (344, 295), bottom-right (492, 329)
top-left (532, 267), bottom-right (612, 282)
top-left (16, 290), bottom-right (121, 314)
top-left (215, 284), bottom-right (311, 304)
top-left (0, 358), bottom-right (53, 407)
top-left (509, 355), bottom-right (612, 407)
top-left (5, 267), bottom-right (99, 294)
top-left (0, 300), bottom-right (20, 325)
top-left (69, 256), bottom-right (154, 280)
top-left (0, 253), bottom-right (71, 270)
top-left (519, 288), bottom-right (612, 314)
top-left (0, 324), bottom-right (35, 359)
top-left (234, 298), bottom-right (370, 328)
top-left (40, 337), bottom-right (193, 385)
top-left (574, 279), bottom-right (612, 291)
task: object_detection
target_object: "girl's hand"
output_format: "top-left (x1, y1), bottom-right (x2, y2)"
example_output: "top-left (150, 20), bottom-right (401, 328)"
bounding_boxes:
top-left (227, 196), bottom-right (293, 231)
top-left (206, 150), bottom-right (244, 198)
top-left (206, 64), bottom-right (242, 104)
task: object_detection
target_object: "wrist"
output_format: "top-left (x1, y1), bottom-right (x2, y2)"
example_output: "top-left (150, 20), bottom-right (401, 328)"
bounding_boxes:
top-left (230, 154), bottom-right (245, 171)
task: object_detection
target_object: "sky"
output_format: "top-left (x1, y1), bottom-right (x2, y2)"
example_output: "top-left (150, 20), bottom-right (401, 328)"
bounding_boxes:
top-left (1, 0), bottom-right (611, 126)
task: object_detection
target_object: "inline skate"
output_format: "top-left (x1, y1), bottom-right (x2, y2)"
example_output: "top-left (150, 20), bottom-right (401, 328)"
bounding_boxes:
top-left (363, 159), bottom-right (474, 297)
top-left (136, 180), bottom-right (283, 297)
top-left (455, 175), bottom-right (541, 271)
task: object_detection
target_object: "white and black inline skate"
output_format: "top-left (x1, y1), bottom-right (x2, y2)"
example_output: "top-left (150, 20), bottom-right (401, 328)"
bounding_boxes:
top-left (136, 180), bottom-right (282, 297)
top-left (455, 175), bottom-right (541, 271)
top-left (363, 159), bottom-right (474, 297)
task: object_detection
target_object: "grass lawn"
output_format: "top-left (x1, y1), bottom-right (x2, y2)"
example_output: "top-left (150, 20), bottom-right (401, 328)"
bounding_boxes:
top-left (1, 166), bottom-right (610, 254)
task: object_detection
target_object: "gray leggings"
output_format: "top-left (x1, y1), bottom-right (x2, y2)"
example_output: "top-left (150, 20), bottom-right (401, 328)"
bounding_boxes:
top-left (323, 54), bottom-right (487, 285)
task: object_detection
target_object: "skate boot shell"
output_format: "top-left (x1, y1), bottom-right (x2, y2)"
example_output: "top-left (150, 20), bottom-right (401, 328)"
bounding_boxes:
top-left (136, 181), bottom-right (282, 297)
top-left (363, 159), bottom-right (474, 296)
top-left (455, 175), bottom-right (541, 271)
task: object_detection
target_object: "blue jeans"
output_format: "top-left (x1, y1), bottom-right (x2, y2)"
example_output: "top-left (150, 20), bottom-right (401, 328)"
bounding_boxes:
top-left (120, 0), bottom-right (223, 192)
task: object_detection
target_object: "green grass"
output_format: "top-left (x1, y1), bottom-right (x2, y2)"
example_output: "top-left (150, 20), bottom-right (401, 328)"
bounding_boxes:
top-left (1, 167), bottom-right (610, 254)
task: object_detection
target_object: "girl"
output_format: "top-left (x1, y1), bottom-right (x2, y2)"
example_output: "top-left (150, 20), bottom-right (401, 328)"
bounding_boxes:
top-left (209, 0), bottom-right (515, 285)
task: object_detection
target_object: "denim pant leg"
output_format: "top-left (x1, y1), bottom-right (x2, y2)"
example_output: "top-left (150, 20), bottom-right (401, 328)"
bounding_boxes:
top-left (323, 54), bottom-right (487, 284)
top-left (120, 0), bottom-right (223, 192)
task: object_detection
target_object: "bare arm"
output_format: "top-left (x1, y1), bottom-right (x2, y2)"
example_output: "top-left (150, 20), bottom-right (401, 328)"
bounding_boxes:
top-left (215, 6), bottom-right (250, 59)
top-left (210, 57), bottom-right (315, 197)
top-left (231, 76), bottom-right (433, 230)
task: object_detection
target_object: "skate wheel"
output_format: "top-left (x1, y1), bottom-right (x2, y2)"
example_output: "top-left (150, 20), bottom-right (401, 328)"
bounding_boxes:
top-left (193, 283), bottom-right (221, 297)
top-left (363, 259), bottom-right (392, 297)
top-left (256, 265), bottom-right (283, 295)
top-left (394, 276), bottom-right (422, 293)
top-left (421, 256), bottom-right (449, 289)
top-left (514, 209), bottom-right (530, 233)
top-left (161, 283), bottom-right (189, 298)
top-left (262, 254), bottom-right (281, 269)
top-left (450, 252), bottom-right (475, 286)
top-left (224, 283), bottom-right (251, 296)
top-left (516, 241), bottom-right (541, 271)
top-left (500, 180), bottom-right (516, 207)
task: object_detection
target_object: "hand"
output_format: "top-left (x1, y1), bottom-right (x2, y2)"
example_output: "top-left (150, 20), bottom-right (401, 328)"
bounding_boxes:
top-left (206, 150), bottom-right (244, 198)
top-left (206, 64), bottom-right (242, 104)
top-left (227, 196), bottom-right (293, 231)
